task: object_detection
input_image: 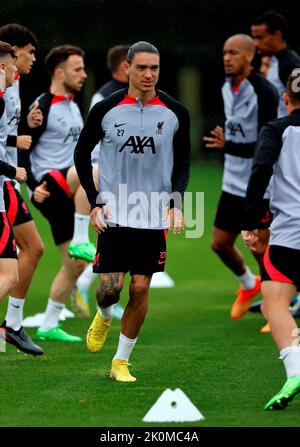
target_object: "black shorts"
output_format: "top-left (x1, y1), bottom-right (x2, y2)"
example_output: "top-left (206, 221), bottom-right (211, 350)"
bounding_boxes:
top-left (214, 191), bottom-right (272, 234)
top-left (0, 212), bottom-right (17, 259)
top-left (93, 226), bottom-right (168, 275)
top-left (31, 169), bottom-right (74, 246)
top-left (261, 245), bottom-right (300, 290)
top-left (4, 181), bottom-right (33, 227)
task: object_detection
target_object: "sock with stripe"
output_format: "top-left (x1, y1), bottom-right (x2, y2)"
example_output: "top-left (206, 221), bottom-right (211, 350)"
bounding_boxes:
top-left (280, 346), bottom-right (300, 377)
top-left (5, 296), bottom-right (25, 331)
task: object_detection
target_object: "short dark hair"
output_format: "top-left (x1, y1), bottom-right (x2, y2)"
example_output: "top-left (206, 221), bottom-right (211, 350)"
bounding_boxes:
top-left (127, 41), bottom-right (159, 64)
top-left (0, 40), bottom-right (15, 60)
top-left (252, 11), bottom-right (288, 40)
top-left (0, 23), bottom-right (38, 48)
top-left (45, 45), bottom-right (85, 76)
top-left (107, 45), bottom-right (130, 73)
top-left (287, 70), bottom-right (300, 105)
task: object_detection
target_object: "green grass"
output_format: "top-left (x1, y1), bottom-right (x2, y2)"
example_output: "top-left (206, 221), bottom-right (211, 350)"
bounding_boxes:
top-left (0, 162), bottom-right (299, 427)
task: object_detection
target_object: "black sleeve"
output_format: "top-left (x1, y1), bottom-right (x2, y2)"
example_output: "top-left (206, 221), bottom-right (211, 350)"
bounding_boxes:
top-left (171, 105), bottom-right (191, 201)
top-left (278, 50), bottom-right (300, 87)
top-left (224, 141), bottom-right (256, 158)
top-left (250, 73), bottom-right (279, 131)
top-left (242, 122), bottom-right (283, 230)
top-left (0, 97), bottom-right (4, 119)
top-left (6, 135), bottom-right (17, 147)
top-left (0, 160), bottom-right (16, 178)
top-left (74, 103), bottom-right (105, 209)
top-left (18, 152), bottom-right (38, 191)
top-left (27, 94), bottom-right (51, 148)
top-left (279, 63), bottom-right (297, 87)
top-left (257, 84), bottom-right (278, 131)
top-left (18, 93), bottom-right (52, 191)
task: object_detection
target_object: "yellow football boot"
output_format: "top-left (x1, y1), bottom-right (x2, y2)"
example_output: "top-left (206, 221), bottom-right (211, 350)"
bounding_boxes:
top-left (109, 359), bottom-right (136, 382)
top-left (86, 312), bottom-right (112, 353)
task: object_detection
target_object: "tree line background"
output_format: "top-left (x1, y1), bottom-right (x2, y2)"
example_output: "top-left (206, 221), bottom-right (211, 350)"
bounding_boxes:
top-left (0, 0), bottom-right (298, 157)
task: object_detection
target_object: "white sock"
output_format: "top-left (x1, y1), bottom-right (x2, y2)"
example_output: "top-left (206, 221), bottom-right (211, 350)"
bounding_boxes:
top-left (76, 263), bottom-right (96, 292)
top-left (71, 213), bottom-right (90, 244)
top-left (280, 346), bottom-right (300, 377)
top-left (113, 333), bottom-right (137, 362)
top-left (236, 266), bottom-right (256, 290)
top-left (5, 296), bottom-right (25, 331)
top-left (40, 298), bottom-right (65, 332)
top-left (98, 305), bottom-right (114, 320)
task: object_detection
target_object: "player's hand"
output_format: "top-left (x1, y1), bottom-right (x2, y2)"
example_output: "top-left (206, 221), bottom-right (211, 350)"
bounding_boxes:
top-left (241, 230), bottom-right (259, 251)
top-left (203, 125), bottom-right (225, 149)
top-left (168, 207), bottom-right (184, 235)
top-left (33, 181), bottom-right (50, 203)
top-left (14, 167), bottom-right (27, 183)
top-left (27, 101), bottom-right (43, 128)
top-left (91, 206), bottom-right (112, 233)
top-left (16, 135), bottom-right (32, 150)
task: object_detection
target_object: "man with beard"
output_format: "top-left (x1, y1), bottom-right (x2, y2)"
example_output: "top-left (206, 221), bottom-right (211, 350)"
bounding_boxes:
top-left (204, 34), bottom-right (278, 320)
top-left (21, 45), bottom-right (95, 342)
top-left (251, 11), bottom-right (300, 117)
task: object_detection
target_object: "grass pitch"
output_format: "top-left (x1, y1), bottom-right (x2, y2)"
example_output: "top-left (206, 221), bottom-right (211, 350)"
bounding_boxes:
top-left (0, 163), bottom-right (299, 427)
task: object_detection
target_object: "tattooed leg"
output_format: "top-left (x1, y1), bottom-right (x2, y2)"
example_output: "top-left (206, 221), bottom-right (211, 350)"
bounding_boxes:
top-left (96, 273), bottom-right (125, 309)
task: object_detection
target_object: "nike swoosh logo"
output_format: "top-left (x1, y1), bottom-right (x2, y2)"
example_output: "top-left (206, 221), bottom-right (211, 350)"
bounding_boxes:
top-left (114, 123), bottom-right (126, 127)
top-left (158, 260), bottom-right (165, 265)
top-left (11, 304), bottom-right (20, 308)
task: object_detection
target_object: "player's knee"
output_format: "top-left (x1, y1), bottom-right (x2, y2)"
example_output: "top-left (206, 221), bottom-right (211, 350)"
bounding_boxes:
top-left (96, 287), bottom-right (121, 305)
top-left (32, 240), bottom-right (45, 261)
top-left (211, 239), bottom-right (227, 255)
top-left (19, 238), bottom-right (44, 262)
top-left (130, 279), bottom-right (148, 299)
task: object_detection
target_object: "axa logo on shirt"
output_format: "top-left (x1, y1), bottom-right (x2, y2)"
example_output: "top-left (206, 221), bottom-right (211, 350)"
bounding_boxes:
top-left (63, 126), bottom-right (82, 143)
top-left (227, 122), bottom-right (245, 138)
top-left (119, 136), bottom-right (156, 154)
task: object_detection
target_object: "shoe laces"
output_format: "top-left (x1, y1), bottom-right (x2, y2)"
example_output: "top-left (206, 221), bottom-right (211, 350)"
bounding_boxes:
top-left (114, 359), bottom-right (130, 367)
top-left (92, 316), bottom-right (111, 338)
top-left (113, 360), bottom-right (132, 374)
